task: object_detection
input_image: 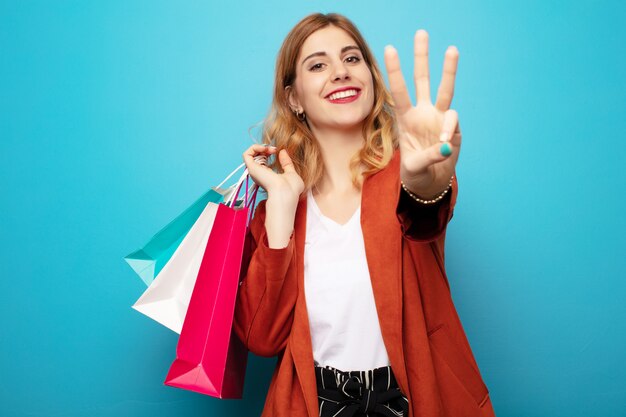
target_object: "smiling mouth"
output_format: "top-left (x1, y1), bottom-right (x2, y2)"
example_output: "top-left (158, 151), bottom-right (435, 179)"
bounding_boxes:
top-left (326, 89), bottom-right (361, 103)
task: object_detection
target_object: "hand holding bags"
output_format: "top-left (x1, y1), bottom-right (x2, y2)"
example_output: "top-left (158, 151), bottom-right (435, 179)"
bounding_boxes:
top-left (164, 174), bottom-right (258, 398)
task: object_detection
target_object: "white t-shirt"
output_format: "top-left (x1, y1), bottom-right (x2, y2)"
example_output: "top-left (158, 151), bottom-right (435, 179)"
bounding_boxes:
top-left (304, 189), bottom-right (391, 371)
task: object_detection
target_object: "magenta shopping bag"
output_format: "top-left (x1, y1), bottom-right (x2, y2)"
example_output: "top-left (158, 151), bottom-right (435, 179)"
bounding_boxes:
top-left (164, 176), bottom-right (258, 398)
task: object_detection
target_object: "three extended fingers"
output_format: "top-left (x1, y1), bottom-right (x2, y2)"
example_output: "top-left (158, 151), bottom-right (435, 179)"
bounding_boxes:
top-left (383, 30), bottom-right (459, 113)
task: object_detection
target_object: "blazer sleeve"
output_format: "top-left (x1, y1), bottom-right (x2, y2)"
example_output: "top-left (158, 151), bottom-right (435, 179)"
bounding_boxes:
top-left (396, 174), bottom-right (458, 243)
top-left (233, 199), bottom-right (298, 357)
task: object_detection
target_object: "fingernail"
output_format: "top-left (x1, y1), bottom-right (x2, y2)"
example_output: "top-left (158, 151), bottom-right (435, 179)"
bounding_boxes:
top-left (440, 142), bottom-right (452, 157)
top-left (269, 145), bottom-right (277, 150)
top-left (440, 132), bottom-right (448, 142)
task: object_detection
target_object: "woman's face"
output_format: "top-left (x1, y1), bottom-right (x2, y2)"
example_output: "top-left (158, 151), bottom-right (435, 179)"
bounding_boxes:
top-left (289, 26), bottom-right (375, 133)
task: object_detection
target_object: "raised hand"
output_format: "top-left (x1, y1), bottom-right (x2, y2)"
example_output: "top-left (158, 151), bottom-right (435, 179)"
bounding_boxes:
top-left (384, 30), bottom-right (461, 199)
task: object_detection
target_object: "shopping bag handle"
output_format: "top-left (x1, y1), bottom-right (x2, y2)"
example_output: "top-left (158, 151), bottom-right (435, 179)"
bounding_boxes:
top-left (245, 180), bottom-right (260, 227)
top-left (216, 162), bottom-right (247, 190)
top-left (222, 152), bottom-right (268, 190)
top-left (228, 171), bottom-right (259, 209)
top-left (222, 172), bottom-right (259, 227)
top-left (223, 154), bottom-right (265, 213)
top-left (249, 184), bottom-right (258, 209)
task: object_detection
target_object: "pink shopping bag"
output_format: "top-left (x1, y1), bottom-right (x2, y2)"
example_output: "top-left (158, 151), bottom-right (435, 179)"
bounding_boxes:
top-left (164, 176), bottom-right (258, 398)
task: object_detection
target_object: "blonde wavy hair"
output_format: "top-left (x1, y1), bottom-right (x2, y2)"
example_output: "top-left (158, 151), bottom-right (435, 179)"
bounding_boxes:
top-left (261, 13), bottom-right (398, 192)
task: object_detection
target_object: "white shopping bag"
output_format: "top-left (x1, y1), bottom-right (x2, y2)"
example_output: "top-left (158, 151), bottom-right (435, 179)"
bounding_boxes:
top-left (132, 200), bottom-right (220, 333)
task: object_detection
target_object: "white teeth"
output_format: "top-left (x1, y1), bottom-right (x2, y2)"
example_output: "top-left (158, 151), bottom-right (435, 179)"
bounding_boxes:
top-left (328, 89), bottom-right (358, 101)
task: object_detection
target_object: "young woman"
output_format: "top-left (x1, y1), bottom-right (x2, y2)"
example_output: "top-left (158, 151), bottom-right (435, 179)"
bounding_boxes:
top-left (234, 13), bottom-right (495, 417)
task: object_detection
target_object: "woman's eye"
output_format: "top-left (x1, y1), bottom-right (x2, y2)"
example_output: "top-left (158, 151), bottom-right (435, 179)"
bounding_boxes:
top-left (309, 63), bottom-right (324, 71)
top-left (346, 55), bottom-right (361, 63)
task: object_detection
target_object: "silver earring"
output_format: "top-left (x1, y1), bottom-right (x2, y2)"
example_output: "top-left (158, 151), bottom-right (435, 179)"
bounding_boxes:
top-left (295, 109), bottom-right (306, 121)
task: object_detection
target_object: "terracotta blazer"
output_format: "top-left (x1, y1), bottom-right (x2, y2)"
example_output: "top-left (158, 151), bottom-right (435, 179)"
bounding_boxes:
top-left (234, 150), bottom-right (496, 417)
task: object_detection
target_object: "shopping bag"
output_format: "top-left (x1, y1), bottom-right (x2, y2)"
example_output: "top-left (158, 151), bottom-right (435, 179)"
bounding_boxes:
top-left (124, 164), bottom-right (245, 286)
top-left (131, 201), bottom-right (219, 333)
top-left (164, 175), bottom-right (258, 398)
top-left (130, 163), bottom-right (251, 333)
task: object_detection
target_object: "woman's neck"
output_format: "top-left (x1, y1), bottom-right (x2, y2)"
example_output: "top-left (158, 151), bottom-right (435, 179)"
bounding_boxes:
top-left (310, 125), bottom-right (364, 196)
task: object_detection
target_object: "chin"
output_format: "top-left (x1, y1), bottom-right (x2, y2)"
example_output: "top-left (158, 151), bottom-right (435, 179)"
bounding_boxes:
top-left (335, 115), bottom-right (369, 129)
top-left (309, 109), bottom-right (371, 132)
top-left (329, 111), bottom-right (369, 126)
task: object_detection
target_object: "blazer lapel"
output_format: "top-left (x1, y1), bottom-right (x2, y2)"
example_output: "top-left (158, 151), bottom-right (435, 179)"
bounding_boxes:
top-left (290, 151), bottom-right (409, 417)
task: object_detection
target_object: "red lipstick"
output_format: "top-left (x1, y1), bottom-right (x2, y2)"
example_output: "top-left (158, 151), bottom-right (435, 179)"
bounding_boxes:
top-left (325, 87), bottom-right (361, 104)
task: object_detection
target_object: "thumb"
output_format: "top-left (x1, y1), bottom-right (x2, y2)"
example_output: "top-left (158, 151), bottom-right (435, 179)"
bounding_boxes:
top-left (278, 149), bottom-right (296, 173)
top-left (421, 141), bottom-right (454, 168)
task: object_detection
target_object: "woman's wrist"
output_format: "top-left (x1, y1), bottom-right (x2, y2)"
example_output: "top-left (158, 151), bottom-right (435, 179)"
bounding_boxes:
top-left (265, 197), bottom-right (297, 249)
top-left (400, 175), bottom-right (454, 204)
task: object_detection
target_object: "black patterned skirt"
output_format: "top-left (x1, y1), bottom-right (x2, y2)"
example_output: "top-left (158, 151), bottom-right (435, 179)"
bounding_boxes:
top-left (314, 364), bottom-right (409, 417)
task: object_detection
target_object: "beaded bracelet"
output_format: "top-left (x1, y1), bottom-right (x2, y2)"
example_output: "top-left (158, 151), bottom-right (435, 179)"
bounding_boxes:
top-left (400, 176), bottom-right (454, 205)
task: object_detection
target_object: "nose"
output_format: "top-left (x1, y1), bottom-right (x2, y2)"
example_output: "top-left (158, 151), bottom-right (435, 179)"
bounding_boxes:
top-left (331, 61), bottom-right (350, 81)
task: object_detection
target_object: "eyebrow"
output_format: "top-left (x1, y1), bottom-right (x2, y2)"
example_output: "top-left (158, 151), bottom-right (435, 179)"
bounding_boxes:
top-left (301, 45), bottom-right (361, 66)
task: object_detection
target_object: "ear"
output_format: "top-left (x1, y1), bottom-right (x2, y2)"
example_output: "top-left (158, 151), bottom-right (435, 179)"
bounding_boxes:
top-left (285, 85), bottom-right (302, 113)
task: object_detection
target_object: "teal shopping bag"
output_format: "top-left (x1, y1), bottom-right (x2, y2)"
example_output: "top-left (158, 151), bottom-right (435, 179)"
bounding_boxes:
top-left (124, 188), bottom-right (228, 286)
top-left (125, 163), bottom-right (246, 286)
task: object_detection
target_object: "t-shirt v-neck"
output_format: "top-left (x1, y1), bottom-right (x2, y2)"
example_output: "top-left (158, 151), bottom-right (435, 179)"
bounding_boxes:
top-left (307, 188), bottom-right (361, 231)
top-left (304, 188), bottom-right (390, 370)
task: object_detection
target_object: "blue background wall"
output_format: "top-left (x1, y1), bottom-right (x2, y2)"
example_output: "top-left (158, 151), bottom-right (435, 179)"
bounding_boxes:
top-left (1, 0), bottom-right (624, 416)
